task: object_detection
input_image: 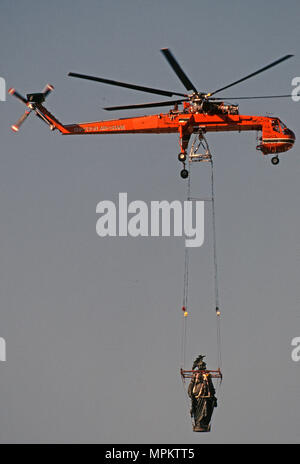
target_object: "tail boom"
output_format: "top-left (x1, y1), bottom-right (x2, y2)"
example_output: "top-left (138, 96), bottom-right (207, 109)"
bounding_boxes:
top-left (35, 104), bottom-right (69, 134)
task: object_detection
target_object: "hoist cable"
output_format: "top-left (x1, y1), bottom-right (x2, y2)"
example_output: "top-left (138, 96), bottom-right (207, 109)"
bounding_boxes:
top-left (181, 164), bottom-right (192, 369)
top-left (180, 133), bottom-right (222, 373)
top-left (210, 158), bottom-right (222, 371)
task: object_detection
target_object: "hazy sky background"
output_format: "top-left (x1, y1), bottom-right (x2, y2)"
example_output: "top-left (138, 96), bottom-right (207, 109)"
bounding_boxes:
top-left (0, 0), bottom-right (299, 444)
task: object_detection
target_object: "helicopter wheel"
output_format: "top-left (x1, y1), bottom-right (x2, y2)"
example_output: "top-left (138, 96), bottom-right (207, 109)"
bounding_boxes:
top-left (178, 152), bottom-right (187, 162)
top-left (180, 168), bottom-right (189, 179)
top-left (271, 156), bottom-right (279, 166)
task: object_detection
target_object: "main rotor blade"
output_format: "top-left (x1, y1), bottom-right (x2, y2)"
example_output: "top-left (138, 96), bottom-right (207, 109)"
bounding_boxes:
top-left (210, 94), bottom-right (294, 100)
top-left (68, 72), bottom-right (186, 97)
top-left (208, 54), bottom-right (294, 97)
top-left (103, 99), bottom-right (188, 111)
top-left (160, 48), bottom-right (198, 93)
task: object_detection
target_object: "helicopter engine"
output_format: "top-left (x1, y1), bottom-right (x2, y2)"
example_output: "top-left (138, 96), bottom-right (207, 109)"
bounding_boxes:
top-left (192, 99), bottom-right (239, 115)
top-left (218, 103), bottom-right (239, 115)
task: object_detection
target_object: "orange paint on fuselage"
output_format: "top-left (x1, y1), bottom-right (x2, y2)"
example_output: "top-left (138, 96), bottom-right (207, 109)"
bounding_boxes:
top-left (36, 104), bottom-right (295, 156)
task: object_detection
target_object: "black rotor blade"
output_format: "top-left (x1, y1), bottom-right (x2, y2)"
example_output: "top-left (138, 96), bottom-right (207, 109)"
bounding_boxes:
top-left (103, 99), bottom-right (188, 111)
top-left (210, 94), bottom-right (294, 100)
top-left (68, 72), bottom-right (186, 97)
top-left (208, 54), bottom-right (294, 97)
top-left (161, 48), bottom-right (198, 93)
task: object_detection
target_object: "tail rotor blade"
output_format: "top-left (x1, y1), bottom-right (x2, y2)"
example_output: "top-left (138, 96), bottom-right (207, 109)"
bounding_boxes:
top-left (8, 87), bottom-right (28, 105)
top-left (42, 84), bottom-right (54, 98)
top-left (11, 109), bottom-right (32, 132)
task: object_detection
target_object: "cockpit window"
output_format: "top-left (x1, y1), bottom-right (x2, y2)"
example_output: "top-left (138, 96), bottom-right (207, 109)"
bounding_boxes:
top-left (271, 120), bottom-right (280, 132)
top-left (279, 121), bottom-right (290, 134)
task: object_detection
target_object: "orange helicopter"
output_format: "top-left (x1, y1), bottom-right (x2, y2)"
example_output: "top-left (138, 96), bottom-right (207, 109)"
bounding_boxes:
top-left (9, 48), bottom-right (295, 178)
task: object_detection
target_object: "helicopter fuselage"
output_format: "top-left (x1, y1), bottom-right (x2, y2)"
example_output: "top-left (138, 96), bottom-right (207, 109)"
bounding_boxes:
top-left (36, 103), bottom-right (295, 157)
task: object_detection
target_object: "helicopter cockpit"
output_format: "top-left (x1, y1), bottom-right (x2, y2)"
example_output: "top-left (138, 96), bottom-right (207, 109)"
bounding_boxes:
top-left (256, 117), bottom-right (295, 163)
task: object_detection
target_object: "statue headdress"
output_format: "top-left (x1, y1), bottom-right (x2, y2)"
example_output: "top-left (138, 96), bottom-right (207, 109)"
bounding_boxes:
top-left (192, 355), bottom-right (206, 370)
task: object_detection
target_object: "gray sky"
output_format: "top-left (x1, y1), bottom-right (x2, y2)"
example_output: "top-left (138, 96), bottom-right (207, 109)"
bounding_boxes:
top-left (0, 0), bottom-right (299, 444)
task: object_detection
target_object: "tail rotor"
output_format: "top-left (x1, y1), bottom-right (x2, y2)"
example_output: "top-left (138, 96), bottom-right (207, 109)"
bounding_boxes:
top-left (9, 84), bottom-right (54, 132)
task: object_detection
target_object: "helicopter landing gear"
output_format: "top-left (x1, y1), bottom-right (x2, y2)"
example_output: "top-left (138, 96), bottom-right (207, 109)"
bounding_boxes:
top-left (271, 156), bottom-right (279, 165)
top-left (178, 152), bottom-right (187, 162)
top-left (180, 168), bottom-right (189, 179)
top-left (178, 151), bottom-right (188, 178)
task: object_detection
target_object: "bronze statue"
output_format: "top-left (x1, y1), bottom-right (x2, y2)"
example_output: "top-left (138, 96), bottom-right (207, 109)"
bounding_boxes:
top-left (188, 355), bottom-right (217, 432)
